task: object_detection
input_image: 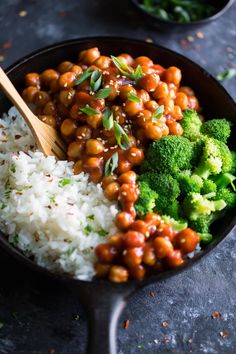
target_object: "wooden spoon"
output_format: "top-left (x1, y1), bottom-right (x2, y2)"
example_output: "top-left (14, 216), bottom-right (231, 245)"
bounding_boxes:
top-left (0, 67), bottom-right (67, 160)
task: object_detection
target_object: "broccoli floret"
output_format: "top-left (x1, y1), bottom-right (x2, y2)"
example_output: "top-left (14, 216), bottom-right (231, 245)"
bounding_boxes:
top-left (189, 211), bottom-right (224, 234)
top-left (183, 192), bottom-right (226, 221)
top-left (162, 215), bottom-right (188, 232)
top-left (162, 200), bottom-right (180, 219)
top-left (212, 173), bottom-right (236, 190)
top-left (194, 138), bottom-right (232, 179)
top-left (201, 180), bottom-right (217, 194)
top-left (139, 172), bottom-right (180, 212)
top-left (177, 171), bottom-right (203, 196)
top-left (135, 181), bottom-right (158, 216)
top-left (146, 136), bottom-right (194, 174)
top-left (229, 151), bottom-right (236, 174)
top-left (192, 140), bottom-right (205, 166)
top-left (180, 109), bottom-right (202, 141)
top-left (200, 118), bottom-right (232, 143)
top-left (198, 232), bottom-right (213, 244)
top-left (140, 160), bottom-right (155, 173)
top-left (215, 188), bottom-right (236, 209)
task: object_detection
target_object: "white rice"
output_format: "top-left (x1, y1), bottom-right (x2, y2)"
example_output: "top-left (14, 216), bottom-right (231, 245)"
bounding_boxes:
top-left (0, 107), bottom-right (119, 280)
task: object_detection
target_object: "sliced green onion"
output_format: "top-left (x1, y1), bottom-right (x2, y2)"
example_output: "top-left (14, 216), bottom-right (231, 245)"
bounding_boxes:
top-left (127, 92), bottom-right (141, 103)
top-left (133, 65), bottom-right (143, 82)
top-left (152, 105), bottom-right (164, 122)
top-left (102, 108), bottom-right (114, 130)
top-left (104, 152), bottom-right (119, 176)
top-left (95, 87), bottom-right (112, 99)
top-left (217, 68), bottom-right (236, 81)
top-left (114, 121), bottom-right (130, 150)
top-left (74, 67), bottom-right (93, 86)
top-left (80, 105), bottom-right (99, 116)
top-left (111, 55), bottom-right (143, 82)
top-left (90, 70), bottom-right (102, 92)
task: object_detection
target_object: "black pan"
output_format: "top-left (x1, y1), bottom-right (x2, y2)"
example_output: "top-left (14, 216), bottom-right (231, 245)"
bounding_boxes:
top-left (0, 37), bottom-right (236, 354)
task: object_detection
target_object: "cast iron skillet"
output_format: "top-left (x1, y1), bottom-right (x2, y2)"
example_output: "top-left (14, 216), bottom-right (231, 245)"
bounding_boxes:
top-left (0, 37), bottom-right (236, 354)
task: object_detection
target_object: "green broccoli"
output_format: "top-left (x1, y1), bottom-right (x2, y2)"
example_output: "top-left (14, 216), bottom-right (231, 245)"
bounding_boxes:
top-left (229, 151), bottom-right (236, 174)
top-left (200, 118), bottom-right (232, 143)
top-left (177, 171), bottom-right (203, 196)
top-left (215, 188), bottom-right (236, 209)
top-left (180, 109), bottom-right (202, 141)
top-left (162, 200), bottom-right (180, 219)
top-left (189, 211), bottom-right (225, 235)
top-left (198, 232), bottom-right (213, 244)
top-left (212, 173), bottom-right (236, 190)
top-left (162, 215), bottom-right (188, 232)
top-left (201, 180), bottom-right (217, 194)
top-left (183, 192), bottom-right (226, 221)
top-left (146, 136), bottom-right (194, 174)
top-left (192, 140), bottom-right (205, 166)
top-left (194, 137), bottom-right (232, 179)
top-left (139, 172), bottom-right (180, 213)
top-left (135, 181), bottom-right (158, 216)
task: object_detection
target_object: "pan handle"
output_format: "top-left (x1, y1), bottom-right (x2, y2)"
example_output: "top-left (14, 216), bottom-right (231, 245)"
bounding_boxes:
top-left (77, 281), bottom-right (136, 354)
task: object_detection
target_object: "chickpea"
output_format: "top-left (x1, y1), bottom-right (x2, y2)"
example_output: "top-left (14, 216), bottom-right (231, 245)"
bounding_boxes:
top-left (25, 73), bottom-right (40, 88)
top-left (93, 56), bottom-right (112, 70)
top-left (175, 92), bottom-right (188, 110)
top-left (188, 96), bottom-right (200, 111)
top-left (58, 72), bottom-right (76, 89)
top-left (57, 103), bottom-right (69, 118)
top-left (129, 220), bottom-right (150, 238)
top-left (115, 211), bottom-right (134, 230)
top-left (117, 53), bottom-right (134, 67)
top-left (164, 67), bottom-right (182, 86)
top-left (152, 82), bottom-right (169, 100)
top-left (58, 61), bottom-right (73, 74)
top-left (90, 98), bottom-right (105, 111)
top-left (136, 128), bottom-right (147, 145)
top-left (127, 135), bottom-right (136, 147)
top-left (86, 113), bottom-right (103, 129)
top-left (74, 160), bottom-right (83, 175)
top-left (75, 91), bottom-right (91, 105)
top-left (165, 250), bottom-right (184, 268)
top-left (116, 157), bottom-right (133, 174)
top-left (108, 233), bottom-right (124, 251)
top-left (134, 56), bottom-right (153, 67)
top-left (22, 86), bottom-right (38, 103)
top-left (40, 69), bottom-right (59, 85)
top-left (159, 123), bottom-right (169, 137)
top-left (123, 247), bottom-right (143, 268)
top-left (156, 224), bottom-right (175, 241)
top-left (179, 86), bottom-right (195, 96)
top-left (126, 147), bottom-right (144, 165)
top-left (158, 97), bottom-right (175, 113)
top-left (119, 183), bottom-right (139, 203)
top-left (102, 175), bottom-right (117, 189)
top-left (171, 105), bottom-right (183, 121)
top-left (95, 243), bottom-right (117, 264)
top-left (123, 231), bottom-right (145, 248)
top-left (143, 243), bottom-right (156, 266)
top-left (86, 139), bottom-right (104, 155)
top-left (145, 100), bottom-right (158, 112)
top-left (109, 265), bottom-right (129, 283)
top-left (70, 104), bottom-right (82, 120)
top-left (145, 122), bottom-right (162, 140)
top-left (174, 228), bottom-right (200, 254)
top-left (71, 65), bottom-right (82, 77)
top-left (167, 121), bottom-right (183, 136)
top-left (67, 140), bottom-right (85, 159)
top-left (105, 85), bottom-right (119, 101)
top-left (59, 88), bottom-right (75, 107)
top-left (153, 237), bottom-right (174, 258)
top-left (122, 203), bottom-right (137, 219)
top-left (137, 110), bottom-right (152, 127)
top-left (144, 213), bottom-right (162, 227)
top-left (119, 85), bottom-right (137, 101)
top-left (129, 264), bottom-right (145, 281)
top-left (138, 73), bottom-right (160, 92)
top-left (78, 47), bottom-right (100, 65)
top-left (124, 100), bottom-right (143, 117)
top-left (104, 182), bottom-right (120, 201)
top-left (49, 79), bottom-right (60, 93)
top-left (140, 65), bottom-right (155, 75)
top-left (83, 156), bottom-right (102, 173)
top-left (43, 101), bottom-right (56, 116)
top-left (152, 64), bottom-right (165, 76)
top-left (137, 89), bottom-right (150, 104)
top-left (60, 118), bottom-right (77, 137)
top-left (118, 171), bottom-right (137, 185)
top-left (34, 91), bottom-right (51, 107)
top-left (39, 115), bottom-right (56, 128)
top-left (75, 125), bottom-right (92, 140)
top-left (94, 262), bottom-right (110, 278)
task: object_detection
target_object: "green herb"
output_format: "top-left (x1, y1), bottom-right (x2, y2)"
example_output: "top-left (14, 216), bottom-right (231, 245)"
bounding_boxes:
top-left (104, 152), bottom-right (119, 176)
top-left (80, 105), bottom-right (99, 116)
top-left (50, 195), bottom-right (56, 203)
top-left (114, 121), bottom-right (130, 150)
top-left (137, 344), bottom-right (145, 349)
top-left (111, 56), bottom-right (143, 82)
top-left (58, 178), bottom-right (72, 187)
top-left (1, 202), bottom-right (7, 210)
top-left (5, 189), bottom-right (11, 199)
top-left (127, 92), bottom-right (141, 103)
top-left (95, 87), bottom-right (112, 99)
top-left (217, 68), bottom-right (236, 81)
top-left (66, 244), bottom-right (76, 256)
top-left (74, 67), bottom-right (94, 86)
top-left (102, 108), bottom-right (114, 130)
top-left (84, 224), bottom-right (92, 235)
top-left (0, 322), bottom-right (4, 329)
top-left (98, 229), bottom-right (108, 237)
top-left (74, 314), bottom-right (80, 321)
top-left (90, 70), bottom-right (102, 92)
top-left (152, 105), bottom-right (164, 122)
top-left (87, 214), bottom-right (95, 221)
top-left (10, 163), bottom-right (16, 173)
top-left (13, 234), bottom-right (19, 245)
top-left (16, 185), bottom-right (32, 192)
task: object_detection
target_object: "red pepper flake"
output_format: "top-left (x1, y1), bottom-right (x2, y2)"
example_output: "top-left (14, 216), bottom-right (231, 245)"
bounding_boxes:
top-left (19, 10), bottom-right (28, 17)
top-left (196, 31), bottom-right (205, 39)
top-left (219, 330), bottom-right (230, 338)
top-left (3, 42), bottom-right (12, 49)
top-left (124, 319), bottom-right (130, 329)
top-left (161, 321), bottom-right (168, 327)
top-left (16, 192), bottom-right (23, 195)
top-left (149, 291), bottom-right (155, 297)
top-left (211, 311), bottom-right (221, 319)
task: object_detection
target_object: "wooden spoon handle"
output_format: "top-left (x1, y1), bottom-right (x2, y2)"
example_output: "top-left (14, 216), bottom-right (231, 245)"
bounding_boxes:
top-left (0, 67), bottom-right (38, 131)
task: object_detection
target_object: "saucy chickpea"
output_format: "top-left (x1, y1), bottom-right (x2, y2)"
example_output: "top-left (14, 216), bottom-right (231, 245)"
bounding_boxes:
top-left (25, 73), bottom-right (40, 88)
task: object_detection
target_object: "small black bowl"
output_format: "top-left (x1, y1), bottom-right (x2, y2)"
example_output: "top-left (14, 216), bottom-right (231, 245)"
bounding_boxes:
top-left (131, 0), bottom-right (235, 31)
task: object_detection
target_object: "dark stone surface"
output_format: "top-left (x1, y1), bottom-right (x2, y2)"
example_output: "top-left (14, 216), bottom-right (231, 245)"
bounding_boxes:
top-left (0, 1), bottom-right (236, 353)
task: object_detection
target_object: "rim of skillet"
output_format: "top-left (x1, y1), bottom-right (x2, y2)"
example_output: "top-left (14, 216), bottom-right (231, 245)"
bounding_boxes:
top-left (1, 36), bottom-right (236, 289)
top-left (130, 0), bottom-right (235, 27)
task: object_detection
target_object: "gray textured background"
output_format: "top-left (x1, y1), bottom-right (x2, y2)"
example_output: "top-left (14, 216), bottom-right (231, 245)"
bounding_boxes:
top-left (0, 1), bottom-right (236, 353)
